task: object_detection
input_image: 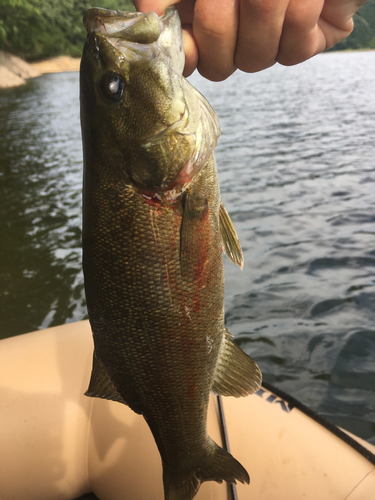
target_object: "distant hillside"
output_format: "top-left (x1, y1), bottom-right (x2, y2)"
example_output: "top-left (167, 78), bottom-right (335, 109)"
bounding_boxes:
top-left (330, 0), bottom-right (375, 50)
top-left (0, 0), bottom-right (135, 60)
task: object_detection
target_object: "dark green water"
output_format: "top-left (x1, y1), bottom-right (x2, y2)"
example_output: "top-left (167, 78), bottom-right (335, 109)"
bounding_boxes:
top-left (0, 73), bottom-right (85, 335)
top-left (0, 51), bottom-right (374, 444)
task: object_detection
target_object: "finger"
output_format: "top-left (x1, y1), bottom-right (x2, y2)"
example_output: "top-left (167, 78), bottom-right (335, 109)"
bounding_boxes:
top-left (276, 0), bottom-right (326, 66)
top-left (133, 0), bottom-right (179, 16)
top-left (176, 0), bottom-right (195, 25)
top-left (316, 16), bottom-right (352, 52)
top-left (234, 0), bottom-right (290, 73)
top-left (322, 0), bottom-right (368, 30)
top-left (182, 29), bottom-right (198, 77)
top-left (318, 0), bottom-right (367, 49)
top-left (193, 0), bottom-right (240, 81)
top-left (176, 0), bottom-right (198, 75)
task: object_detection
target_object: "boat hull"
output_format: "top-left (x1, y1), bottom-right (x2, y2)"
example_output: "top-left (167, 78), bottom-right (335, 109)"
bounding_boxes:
top-left (0, 320), bottom-right (374, 500)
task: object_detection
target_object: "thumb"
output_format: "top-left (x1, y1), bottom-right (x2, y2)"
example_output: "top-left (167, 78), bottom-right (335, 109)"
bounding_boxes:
top-left (133, 0), bottom-right (180, 16)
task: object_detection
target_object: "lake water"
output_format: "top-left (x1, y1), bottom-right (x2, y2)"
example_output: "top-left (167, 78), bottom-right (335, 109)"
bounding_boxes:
top-left (0, 51), bottom-right (374, 444)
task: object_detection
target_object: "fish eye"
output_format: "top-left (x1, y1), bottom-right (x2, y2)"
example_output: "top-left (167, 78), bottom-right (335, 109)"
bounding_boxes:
top-left (101, 71), bottom-right (124, 101)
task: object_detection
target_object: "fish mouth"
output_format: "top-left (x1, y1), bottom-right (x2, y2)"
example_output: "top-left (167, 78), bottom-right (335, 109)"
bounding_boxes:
top-left (83, 8), bottom-right (161, 43)
top-left (83, 6), bottom-right (184, 74)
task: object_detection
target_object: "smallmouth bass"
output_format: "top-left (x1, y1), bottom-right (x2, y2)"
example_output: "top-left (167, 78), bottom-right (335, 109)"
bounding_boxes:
top-left (80, 6), bottom-right (261, 500)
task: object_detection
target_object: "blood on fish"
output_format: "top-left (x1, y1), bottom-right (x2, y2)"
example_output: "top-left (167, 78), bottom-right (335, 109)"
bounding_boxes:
top-left (142, 192), bottom-right (162, 207)
top-left (169, 162), bottom-right (195, 189)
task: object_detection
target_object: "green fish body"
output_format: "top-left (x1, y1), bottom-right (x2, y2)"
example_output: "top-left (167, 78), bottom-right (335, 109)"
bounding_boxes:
top-left (80, 7), bottom-right (261, 500)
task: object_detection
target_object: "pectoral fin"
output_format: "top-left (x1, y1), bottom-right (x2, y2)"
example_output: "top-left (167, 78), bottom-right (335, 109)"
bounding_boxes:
top-left (212, 329), bottom-right (262, 397)
top-left (85, 351), bottom-right (126, 404)
top-left (219, 202), bottom-right (243, 269)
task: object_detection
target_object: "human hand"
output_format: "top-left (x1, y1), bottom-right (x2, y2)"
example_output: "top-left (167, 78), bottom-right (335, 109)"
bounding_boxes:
top-left (133, 0), bottom-right (367, 81)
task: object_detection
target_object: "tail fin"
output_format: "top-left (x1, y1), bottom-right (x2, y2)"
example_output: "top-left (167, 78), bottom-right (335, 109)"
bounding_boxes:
top-left (163, 471), bottom-right (200, 500)
top-left (163, 438), bottom-right (249, 500)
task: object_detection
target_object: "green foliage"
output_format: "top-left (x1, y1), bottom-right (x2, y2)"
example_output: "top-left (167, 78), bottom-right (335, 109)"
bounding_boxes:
top-left (98, 0), bottom-right (135, 10)
top-left (0, 0), bottom-right (135, 60)
top-left (330, 0), bottom-right (375, 51)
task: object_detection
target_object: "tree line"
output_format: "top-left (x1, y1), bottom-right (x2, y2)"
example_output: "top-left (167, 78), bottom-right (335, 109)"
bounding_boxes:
top-left (0, 0), bottom-right (374, 61)
top-left (0, 0), bottom-right (134, 60)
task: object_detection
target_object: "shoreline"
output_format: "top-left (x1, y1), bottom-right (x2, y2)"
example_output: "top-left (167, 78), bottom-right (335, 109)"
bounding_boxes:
top-left (30, 56), bottom-right (81, 75)
top-left (1, 47), bottom-right (373, 89)
top-left (0, 51), bottom-right (80, 89)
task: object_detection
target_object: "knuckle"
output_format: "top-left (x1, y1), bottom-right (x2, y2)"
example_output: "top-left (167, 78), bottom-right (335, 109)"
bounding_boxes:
top-left (197, 63), bottom-right (235, 82)
top-left (236, 57), bottom-right (276, 74)
top-left (276, 45), bottom-right (312, 66)
top-left (197, 21), bottom-right (228, 40)
top-left (284, 3), bottom-right (318, 33)
top-left (234, 45), bottom-right (276, 73)
top-left (244, 0), bottom-right (277, 22)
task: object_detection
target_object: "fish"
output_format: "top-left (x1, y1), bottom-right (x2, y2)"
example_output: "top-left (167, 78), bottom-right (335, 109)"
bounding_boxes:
top-left (80, 6), bottom-right (262, 500)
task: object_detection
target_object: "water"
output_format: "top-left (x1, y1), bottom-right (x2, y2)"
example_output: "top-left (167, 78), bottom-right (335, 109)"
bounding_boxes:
top-left (0, 72), bottom-right (84, 334)
top-left (0, 51), bottom-right (374, 444)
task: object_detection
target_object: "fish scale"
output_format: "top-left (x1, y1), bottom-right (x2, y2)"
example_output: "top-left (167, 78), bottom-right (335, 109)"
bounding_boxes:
top-left (80, 6), bottom-right (261, 500)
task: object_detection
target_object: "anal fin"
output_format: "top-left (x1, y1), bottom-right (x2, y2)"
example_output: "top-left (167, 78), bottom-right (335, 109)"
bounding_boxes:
top-left (85, 351), bottom-right (126, 404)
top-left (219, 201), bottom-right (243, 269)
top-left (213, 329), bottom-right (262, 397)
